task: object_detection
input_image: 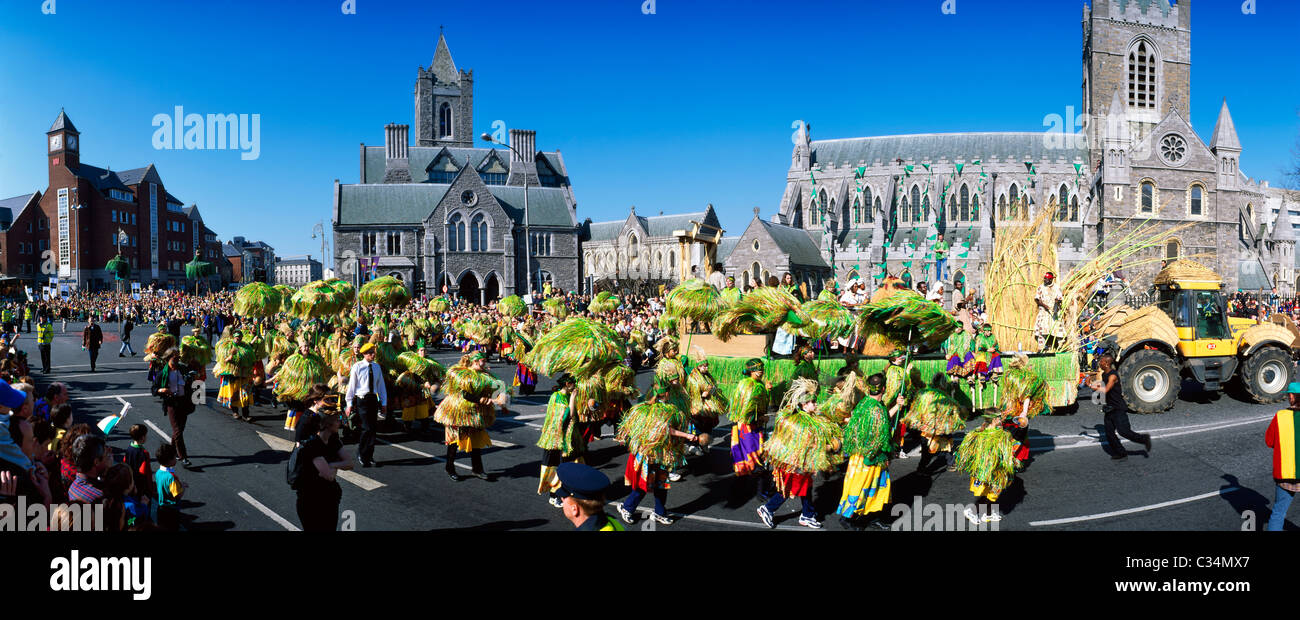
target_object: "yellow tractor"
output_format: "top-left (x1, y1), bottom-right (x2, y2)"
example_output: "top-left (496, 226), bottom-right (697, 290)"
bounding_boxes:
top-left (1091, 260), bottom-right (1298, 413)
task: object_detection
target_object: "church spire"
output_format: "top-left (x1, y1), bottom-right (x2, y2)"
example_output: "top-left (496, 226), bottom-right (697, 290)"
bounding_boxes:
top-left (431, 32), bottom-right (459, 83)
top-left (1210, 98), bottom-right (1241, 153)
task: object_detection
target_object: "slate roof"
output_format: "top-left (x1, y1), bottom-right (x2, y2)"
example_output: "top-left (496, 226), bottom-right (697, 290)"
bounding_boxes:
top-left (336, 183), bottom-right (575, 228)
top-left (70, 164), bottom-right (131, 193)
top-left (758, 219), bottom-right (829, 268)
top-left (1116, 0), bottom-right (1173, 17)
top-left (115, 167), bottom-right (150, 186)
top-left (1238, 261), bottom-right (1271, 291)
top-left (0, 193), bottom-right (37, 231)
top-left (222, 243), bottom-right (242, 258)
top-left (716, 236), bottom-right (740, 263)
top-left (810, 132), bottom-right (1088, 168)
top-left (363, 146), bottom-right (568, 185)
top-left (585, 220), bottom-right (623, 242)
top-left (49, 109), bottom-right (77, 133)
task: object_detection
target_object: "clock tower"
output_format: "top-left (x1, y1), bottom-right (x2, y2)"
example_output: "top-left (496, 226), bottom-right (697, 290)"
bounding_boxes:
top-left (47, 108), bottom-right (80, 172)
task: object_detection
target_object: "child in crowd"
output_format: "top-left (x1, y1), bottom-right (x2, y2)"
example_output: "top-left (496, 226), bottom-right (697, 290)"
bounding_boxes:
top-left (154, 443), bottom-right (187, 531)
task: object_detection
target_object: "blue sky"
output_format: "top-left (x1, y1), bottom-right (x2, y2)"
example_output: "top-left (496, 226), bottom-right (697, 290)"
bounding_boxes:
top-left (1, 0), bottom-right (1297, 259)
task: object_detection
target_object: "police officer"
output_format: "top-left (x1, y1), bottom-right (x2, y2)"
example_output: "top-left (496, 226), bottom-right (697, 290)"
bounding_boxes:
top-left (23, 304), bottom-right (33, 333)
top-left (36, 315), bottom-right (53, 373)
top-left (555, 462), bottom-right (623, 531)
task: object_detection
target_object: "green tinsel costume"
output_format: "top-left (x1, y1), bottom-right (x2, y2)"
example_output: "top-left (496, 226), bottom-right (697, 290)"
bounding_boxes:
top-left (685, 366), bottom-right (727, 419)
top-left (729, 376), bottom-right (769, 425)
top-left (617, 402), bottom-right (689, 467)
top-left (764, 408), bottom-right (843, 474)
top-left (536, 390), bottom-right (582, 456)
top-left (955, 426), bottom-right (1019, 501)
top-left (843, 394), bottom-right (892, 466)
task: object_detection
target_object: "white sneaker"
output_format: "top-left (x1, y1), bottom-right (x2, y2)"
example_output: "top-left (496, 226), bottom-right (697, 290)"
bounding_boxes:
top-left (964, 508), bottom-right (981, 525)
top-left (982, 511), bottom-right (1003, 523)
top-left (650, 512), bottom-right (673, 525)
top-left (797, 515), bottom-right (823, 529)
top-left (616, 504), bottom-right (636, 524)
top-left (757, 505), bottom-right (775, 529)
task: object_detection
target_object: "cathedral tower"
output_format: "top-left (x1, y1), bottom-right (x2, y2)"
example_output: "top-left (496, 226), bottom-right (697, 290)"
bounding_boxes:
top-left (414, 33), bottom-right (474, 148)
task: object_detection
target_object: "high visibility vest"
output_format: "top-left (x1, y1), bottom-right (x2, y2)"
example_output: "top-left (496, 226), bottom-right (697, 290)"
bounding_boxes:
top-left (24, 308), bottom-right (33, 320)
top-left (2, 309), bottom-right (13, 323)
top-left (37, 323), bottom-right (53, 344)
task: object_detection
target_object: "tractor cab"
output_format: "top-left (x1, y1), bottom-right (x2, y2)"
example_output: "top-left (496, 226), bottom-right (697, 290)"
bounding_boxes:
top-left (1155, 284), bottom-right (1235, 358)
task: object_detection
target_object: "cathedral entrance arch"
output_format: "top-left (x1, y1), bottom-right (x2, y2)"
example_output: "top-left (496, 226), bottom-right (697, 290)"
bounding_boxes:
top-left (458, 271), bottom-right (481, 304)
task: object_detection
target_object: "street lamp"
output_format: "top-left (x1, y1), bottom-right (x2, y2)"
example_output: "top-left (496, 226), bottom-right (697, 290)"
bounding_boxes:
top-left (481, 132), bottom-right (533, 298)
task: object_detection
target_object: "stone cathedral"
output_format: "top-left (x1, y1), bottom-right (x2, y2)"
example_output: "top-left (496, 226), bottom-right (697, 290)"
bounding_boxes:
top-left (755, 0), bottom-right (1299, 298)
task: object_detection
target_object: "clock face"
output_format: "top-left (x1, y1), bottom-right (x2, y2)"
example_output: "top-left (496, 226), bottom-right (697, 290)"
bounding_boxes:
top-left (49, 134), bottom-right (62, 152)
top-left (67, 135), bottom-right (77, 151)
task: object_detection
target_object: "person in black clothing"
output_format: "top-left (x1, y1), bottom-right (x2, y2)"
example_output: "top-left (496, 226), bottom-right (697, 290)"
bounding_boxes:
top-left (1090, 353), bottom-right (1153, 461)
top-left (81, 317), bottom-right (103, 372)
top-left (119, 317), bottom-right (136, 357)
top-left (292, 408), bottom-right (351, 531)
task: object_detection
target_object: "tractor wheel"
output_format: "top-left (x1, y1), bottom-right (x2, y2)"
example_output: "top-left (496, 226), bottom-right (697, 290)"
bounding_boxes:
top-left (1118, 349), bottom-right (1180, 413)
top-left (1240, 347), bottom-right (1292, 404)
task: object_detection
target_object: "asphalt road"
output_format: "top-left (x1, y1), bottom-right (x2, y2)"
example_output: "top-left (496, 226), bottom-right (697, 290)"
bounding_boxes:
top-left (19, 321), bottom-right (1297, 532)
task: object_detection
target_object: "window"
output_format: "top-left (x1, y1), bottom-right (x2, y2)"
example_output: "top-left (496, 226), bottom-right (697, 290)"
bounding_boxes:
top-left (1166, 239), bottom-right (1180, 261)
top-left (131, 213), bottom-right (137, 225)
top-left (1009, 184), bottom-right (1020, 219)
top-left (1070, 195), bottom-right (1079, 222)
top-left (537, 270), bottom-right (553, 286)
top-left (871, 196), bottom-right (880, 224)
top-left (998, 195), bottom-right (1007, 221)
top-left (430, 170), bottom-right (457, 184)
top-left (447, 214), bottom-right (465, 252)
top-left (1189, 185), bottom-right (1203, 216)
top-left (959, 185), bottom-right (970, 222)
top-left (863, 187), bottom-right (873, 223)
top-left (1140, 181), bottom-right (1155, 214)
top-left (38, 217), bottom-right (46, 230)
top-left (750, 262), bottom-right (761, 285)
top-left (361, 231), bottom-right (377, 254)
top-left (817, 189), bottom-right (827, 225)
top-left (1127, 40), bottom-right (1157, 110)
top-left (112, 211), bottom-right (118, 223)
top-left (438, 103), bottom-right (453, 139)
top-left (1160, 134), bottom-right (1187, 165)
top-left (386, 231), bottom-right (402, 255)
top-left (38, 239), bottom-right (47, 252)
top-left (57, 188), bottom-right (69, 271)
top-left (1058, 184), bottom-right (1070, 221)
top-left (911, 186), bottom-right (922, 222)
top-left (853, 198), bottom-right (861, 224)
top-left (949, 192), bottom-right (958, 222)
top-left (481, 172), bottom-right (506, 185)
top-left (470, 214), bottom-right (487, 252)
top-left (167, 202), bottom-right (184, 213)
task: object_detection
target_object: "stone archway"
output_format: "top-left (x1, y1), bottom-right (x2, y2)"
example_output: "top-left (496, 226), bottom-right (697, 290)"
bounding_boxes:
top-left (482, 272), bottom-right (500, 304)
top-left (458, 271), bottom-right (480, 305)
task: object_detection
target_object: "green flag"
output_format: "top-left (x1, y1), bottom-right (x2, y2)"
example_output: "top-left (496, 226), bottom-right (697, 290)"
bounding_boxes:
top-left (904, 164), bottom-right (914, 174)
top-left (1073, 163), bottom-right (1082, 174)
top-left (972, 159), bottom-right (981, 166)
top-left (922, 163), bottom-right (931, 171)
top-left (956, 163), bottom-right (964, 175)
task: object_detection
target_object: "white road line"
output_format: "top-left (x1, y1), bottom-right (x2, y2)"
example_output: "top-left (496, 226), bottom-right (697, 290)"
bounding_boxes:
top-left (1029, 414), bottom-right (1275, 446)
top-left (509, 413), bottom-right (546, 421)
top-left (78, 393), bottom-right (153, 401)
top-left (238, 491), bottom-right (300, 531)
top-left (256, 431), bottom-right (386, 491)
top-left (614, 504), bottom-right (809, 531)
top-left (375, 438), bottom-right (472, 470)
top-left (1029, 487), bottom-right (1239, 527)
top-left (144, 420), bottom-right (172, 444)
top-left (1028, 415), bottom-right (1272, 453)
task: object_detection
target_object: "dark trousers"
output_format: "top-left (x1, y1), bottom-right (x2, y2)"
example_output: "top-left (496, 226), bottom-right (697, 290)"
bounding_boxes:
top-left (88, 346), bottom-right (100, 370)
top-left (38, 344), bottom-right (50, 372)
top-left (355, 395), bottom-right (379, 464)
top-left (166, 402), bottom-right (190, 460)
top-left (763, 491), bottom-right (816, 519)
top-left (446, 444), bottom-right (484, 473)
top-left (1103, 405), bottom-right (1149, 455)
top-left (296, 488), bottom-right (341, 532)
top-left (24, 319), bottom-right (31, 333)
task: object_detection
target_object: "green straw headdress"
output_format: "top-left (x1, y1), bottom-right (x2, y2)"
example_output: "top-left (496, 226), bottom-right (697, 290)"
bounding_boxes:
top-left (498, 295), bottom-right (527, 318)
top-left (234, 282), bottom-right (283, 318)
top-left (616, 402), bottom-right (688, 466)
top-left (273, 351), bottom-right (331, 401)
top-left (179, 333), bottom-right (215, 367)
top-left (665, 279), bottom-right (723, 323)
top-left (429, 297), bottom-right (450, 313)
top-left (435, 365), bottom-right (496, 428)
top-left (359, 276), bottom-right (411, 308)
top-left (542, 297), bottom-right (568, 320)
top-left (145, 331), bottom-right (176, 357)
top-left (903, 387), bottom-right (966, 436)
top-left (525, 317), bottom-right (624, 377)
top-left (587, 291), bottom-right (620, 315)
top-left (398, 351), bottom-right (445, 384)
top-left (856, 290), bottom-right (959, 352)
top-left (1001, 355), bottom-right (1048, 418)
top-left (289, 280), bottom-right (348, 318)
top-left (954, 426), bottom-right (1020, 495)
top-left (712, 286), bottom-right (809, 341)
top-left (604, 364), bottom-right (640, 401)
top-left (797, 298), bottom-right (854, 340)
top-left (657, 315), bottom-right (679, 333)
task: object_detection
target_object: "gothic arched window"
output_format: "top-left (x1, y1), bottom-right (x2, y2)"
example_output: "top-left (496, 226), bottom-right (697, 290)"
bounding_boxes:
top-left (1058, 184), bottom-right (1070, 221)
top-left (1127, 40), bottom-right (1157, 110)
top-left (959, 184), bottom-right (970, 222)
top-left (448, 213), bottom-right (466, 252)
top-left (438, 103), bottom-right (453, 138)
top-left (1140, 181), bottom-right (1155, 214)
top-left (470, 213), bottom-right (488, 252)
top-left (1009, 183), bottom-right (1021, 220)
top-left (853, 197), bottom-right (861, 225)
top-left (911, 186), bottom-right (921, 222)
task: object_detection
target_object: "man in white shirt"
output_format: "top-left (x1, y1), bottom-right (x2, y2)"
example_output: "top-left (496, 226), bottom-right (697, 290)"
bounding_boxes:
top-left (345, 343), bottom-right (388, 468)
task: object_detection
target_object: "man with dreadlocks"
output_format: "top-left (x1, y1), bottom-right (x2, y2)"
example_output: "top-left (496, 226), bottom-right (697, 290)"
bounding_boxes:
top-left (837, 372), bottom-right (905, 530)
top-left (615, 383), bottom-right (701, 526)
top-left (729, 358), bottom-right (771, 477)
top-left (756, 378), bottom-right (842, 529)
top-left (537, 373), bottom-right (583, 507)
top-left (435, 350), bottom-right (498, 481)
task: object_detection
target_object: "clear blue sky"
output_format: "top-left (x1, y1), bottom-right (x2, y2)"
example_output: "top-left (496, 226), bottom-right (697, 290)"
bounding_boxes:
top-left (1, 0), bottom-right (1297, 259)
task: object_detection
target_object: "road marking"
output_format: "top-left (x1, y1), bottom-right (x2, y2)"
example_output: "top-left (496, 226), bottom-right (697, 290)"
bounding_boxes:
top-left (375, 438), bottom-right (474, 470)
top-left (49, 364), bottom-right (136, 371)
top-left (1030, 414), bottom-right (1275, 446)
top-left (613, 504), bottom-right (809, 531)
top-left (144, 419), bottom-right (172, 444)
top-left (509, 413), bottom-right (546, 421)
top-left (256, 431), bottom-right (386, 491)
top-left (78, 393), bottom-right (153, 401)
top-left (238, 491), bottom-right (300, 531)
top-left (1029, 487), bottom-right (1240, 527)
top-left (1028, 415), bottom-right (1273, 453)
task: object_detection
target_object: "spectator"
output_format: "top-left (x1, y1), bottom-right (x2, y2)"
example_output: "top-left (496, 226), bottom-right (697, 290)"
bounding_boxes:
top-left (154, 443), bottom-right (186, 531)
top-left (82, 317), bottom-right (104, 372)
top-left (68, 433), bottom-right (111, 504)
top-left (292, 409), bottom-right (351, 531)
top-left (119, 316), bottom-right (136, 357)
top-left (1265, 384), bottom-right (1300, 531)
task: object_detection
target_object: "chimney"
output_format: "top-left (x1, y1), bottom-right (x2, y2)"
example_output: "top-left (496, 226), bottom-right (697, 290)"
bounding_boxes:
top-left (507, 128), bottom-right (538, 185)
top-left (383, 123), bottom-right (412, 183)
top-left (508, 129), bottom-right (536, 163)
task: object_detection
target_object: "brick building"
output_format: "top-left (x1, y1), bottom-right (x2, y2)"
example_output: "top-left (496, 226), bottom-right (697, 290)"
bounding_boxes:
top-left (2, 109), bottom-right (226, 291)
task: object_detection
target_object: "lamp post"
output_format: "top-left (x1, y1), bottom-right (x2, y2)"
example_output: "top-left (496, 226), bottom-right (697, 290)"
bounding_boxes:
top-left (481, 132), bottom-right (532, 298)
